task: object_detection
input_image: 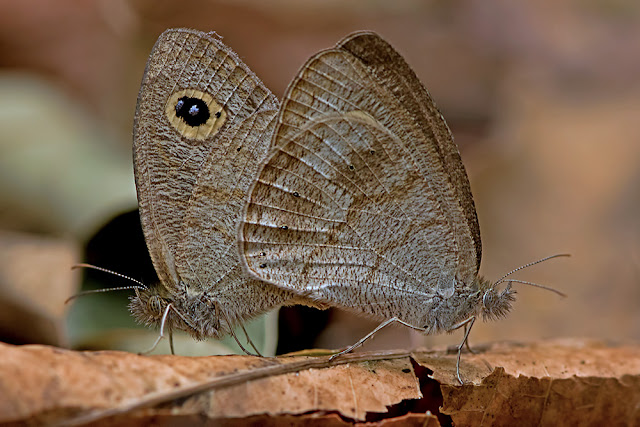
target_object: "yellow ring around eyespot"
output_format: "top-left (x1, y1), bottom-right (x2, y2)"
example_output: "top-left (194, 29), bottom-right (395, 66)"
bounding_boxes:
top-left (165, 89), bottom-right (227, 141)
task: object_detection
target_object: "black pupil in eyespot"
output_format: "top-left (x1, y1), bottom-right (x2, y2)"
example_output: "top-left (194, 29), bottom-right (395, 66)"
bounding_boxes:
top-left (175, 96), bottom-right (210, 127)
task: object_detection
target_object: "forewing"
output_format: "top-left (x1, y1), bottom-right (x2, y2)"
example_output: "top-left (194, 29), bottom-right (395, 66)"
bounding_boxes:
top-left (134, 29), bottom-right (279, 288)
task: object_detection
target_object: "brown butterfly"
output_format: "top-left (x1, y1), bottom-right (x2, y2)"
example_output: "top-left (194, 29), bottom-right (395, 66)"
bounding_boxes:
top-left (130, 28), bottom-right (317, 353)
top-left (239, 31), bottom-right (566, 381)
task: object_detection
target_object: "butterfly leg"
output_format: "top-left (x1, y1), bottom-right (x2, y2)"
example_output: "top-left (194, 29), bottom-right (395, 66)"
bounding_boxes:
top-left (463, 323), bottom-right (475, 354)
top-left (228, 326), bottom-right (258, 356)
top-left (241, 323), bottom-right (263, 357)
top-left (169, 324), bottom-right (175, 355)
top-left (140, 303), bottom-right (173, 355)
top-left (450, 316), bottom-right (476, 385)
top-left (329, 317), bottom-right (426, 361)
top-left (215, 303), bottom-right (261, 357)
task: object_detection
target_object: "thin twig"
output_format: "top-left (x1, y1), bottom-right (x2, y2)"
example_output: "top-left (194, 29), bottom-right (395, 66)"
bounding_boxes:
top-left (63, 349), bottom-right (413, 426)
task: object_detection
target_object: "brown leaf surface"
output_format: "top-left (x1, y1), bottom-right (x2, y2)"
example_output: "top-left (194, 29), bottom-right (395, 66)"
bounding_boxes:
top-left (1, 339), bottom-right (638, 425)
top-left (0, 344), bottom-right (418, 425)
top-left (416, 339), bottom-right (640, 426)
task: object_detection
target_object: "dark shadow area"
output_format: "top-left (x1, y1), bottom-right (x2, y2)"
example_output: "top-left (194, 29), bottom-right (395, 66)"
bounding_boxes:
top-left (82, 209), bottom-right (158, 290)
top-left (276, 305), bottom-right (330, 355)
top-left (364, 358), bottom-right (452, 425)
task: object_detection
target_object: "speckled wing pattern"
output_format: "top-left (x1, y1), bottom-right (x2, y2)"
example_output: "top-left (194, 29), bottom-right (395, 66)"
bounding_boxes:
top-left (133, 29), bottom-right (300, 336)
top-left (240, 32), bottom-right (481, 325)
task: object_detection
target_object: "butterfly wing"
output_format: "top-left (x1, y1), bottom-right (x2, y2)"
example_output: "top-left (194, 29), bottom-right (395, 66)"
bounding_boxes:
top-left (240, 32), bottom-right (480, 325)
top-left (133, 29), bottom-right (298, 334)
top-left (338, 33), bottom-right (481, 267)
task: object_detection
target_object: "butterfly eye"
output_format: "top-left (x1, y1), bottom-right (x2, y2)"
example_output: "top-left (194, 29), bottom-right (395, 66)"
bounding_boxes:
top-left (482, 289), bottom-right (498, 311)
top-left (147, 295), bottom-right (164, 318)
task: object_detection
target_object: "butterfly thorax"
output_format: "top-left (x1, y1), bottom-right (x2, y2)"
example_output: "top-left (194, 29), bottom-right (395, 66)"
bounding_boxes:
top-left (421, 276), bottom-right (513, 334)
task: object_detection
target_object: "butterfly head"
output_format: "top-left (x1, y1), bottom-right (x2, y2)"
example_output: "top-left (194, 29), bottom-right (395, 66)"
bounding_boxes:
top-left (129, 286), bottom-right (171, 327)
top-left (478, 254), bottom-right (569, 322)
top-left (480, 281), bottom-right (516, 322)
top-left (129, 285), bottom-right (232, 340)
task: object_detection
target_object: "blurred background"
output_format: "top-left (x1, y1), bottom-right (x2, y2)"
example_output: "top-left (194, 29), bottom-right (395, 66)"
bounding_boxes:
top-left (0, 0), bottom-right (638, 356)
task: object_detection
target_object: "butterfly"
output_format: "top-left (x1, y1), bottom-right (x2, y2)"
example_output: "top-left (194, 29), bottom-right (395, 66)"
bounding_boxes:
top-left (238, 31), bottom-right (566, 382)
top-left (129, 28), bottom-right (318, 354)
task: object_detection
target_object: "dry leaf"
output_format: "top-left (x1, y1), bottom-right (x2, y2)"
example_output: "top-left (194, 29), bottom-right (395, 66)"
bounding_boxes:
top-left (0, 339), bottom-right (638, 425)
top-left (428, 339), bottom-right (640, 426)
top-left (0, 344), bottom-right (418, 425)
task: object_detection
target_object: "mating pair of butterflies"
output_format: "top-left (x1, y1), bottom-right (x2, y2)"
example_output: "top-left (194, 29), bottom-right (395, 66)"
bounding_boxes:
top-left (130, 28), bottom-right (550, 364)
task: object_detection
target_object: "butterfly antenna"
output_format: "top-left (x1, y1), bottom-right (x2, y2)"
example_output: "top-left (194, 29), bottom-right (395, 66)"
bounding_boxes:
top-left (504, 279), bottom-right (567, 297)
top-left (66, 263), bottom-right (147, 303)
top-left (493, 254), bottom-right (570, 288)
